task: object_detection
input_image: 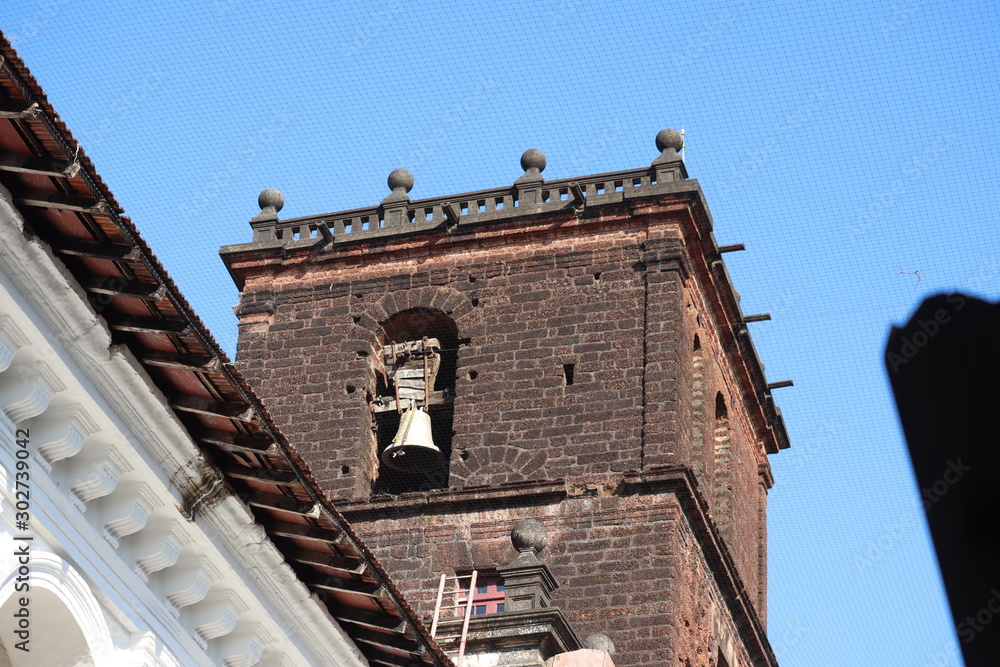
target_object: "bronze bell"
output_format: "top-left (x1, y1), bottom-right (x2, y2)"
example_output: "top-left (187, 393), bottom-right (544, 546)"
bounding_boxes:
top-left (381, 402), bottom-right (444, 473)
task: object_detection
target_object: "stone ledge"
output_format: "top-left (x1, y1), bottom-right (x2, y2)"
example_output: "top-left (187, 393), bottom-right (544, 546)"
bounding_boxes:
top-left (435, 607), bottom-right (581, 667)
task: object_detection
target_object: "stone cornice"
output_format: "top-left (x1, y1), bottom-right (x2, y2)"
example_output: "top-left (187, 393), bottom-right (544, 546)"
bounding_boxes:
top-left (340, 479), bottom-right (568, 520)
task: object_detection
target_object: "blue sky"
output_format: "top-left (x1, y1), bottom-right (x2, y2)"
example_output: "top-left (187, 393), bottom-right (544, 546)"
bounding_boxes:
top-left (4, 1), bottom-right (998, 664)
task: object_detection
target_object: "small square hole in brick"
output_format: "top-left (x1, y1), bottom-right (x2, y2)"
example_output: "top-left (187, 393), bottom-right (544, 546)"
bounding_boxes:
top-left (563, 363), bottom-right (575, 385)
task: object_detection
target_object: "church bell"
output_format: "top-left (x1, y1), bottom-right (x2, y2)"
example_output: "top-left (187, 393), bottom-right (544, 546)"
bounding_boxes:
top-left (381, 401), bottom-right (444, 473)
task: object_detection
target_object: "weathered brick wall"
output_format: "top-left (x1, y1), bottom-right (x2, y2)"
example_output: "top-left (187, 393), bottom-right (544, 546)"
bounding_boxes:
top-left (679, 274), bottom-right (771, 619)
top-left (236, 229), bottom-right (657, 495)
top-left (341, 487), bottom-right (753, 667)
top-left (230, 209), bottom-right (773, 654)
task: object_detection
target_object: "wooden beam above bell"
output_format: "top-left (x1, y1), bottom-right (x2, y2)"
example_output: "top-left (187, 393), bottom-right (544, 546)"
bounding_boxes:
top-left (371, 390), bottom-right (453, 413)
top-left (383, 337), bottom-right (440, 358)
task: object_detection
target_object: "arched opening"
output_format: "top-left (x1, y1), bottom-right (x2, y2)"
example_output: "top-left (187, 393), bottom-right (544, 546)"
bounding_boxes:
top-left (689, 334), bottom-right (713, 496)
top-left (0, 543), bottom-right (119, 665)
top-left (371, 308), bottom-right (458, 495)
top-left (714, 392), bottom-right (733, 539)
top-left (0, 588), bottom-right (93, 666)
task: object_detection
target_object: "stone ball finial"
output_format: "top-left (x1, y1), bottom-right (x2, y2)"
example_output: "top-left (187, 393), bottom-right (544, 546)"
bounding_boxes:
top-left (520, 149), bottom-right (547, 174)
top-left (655, 129), bottom-right (684, 153)
top-left (511, 518), bottom-right (548, 554)
top-left (584, 634), bottom-right (616, 655)
top-left (387, 168), bottom-right (414, 194)
top-left (258, 188), bottom-right (284, 212)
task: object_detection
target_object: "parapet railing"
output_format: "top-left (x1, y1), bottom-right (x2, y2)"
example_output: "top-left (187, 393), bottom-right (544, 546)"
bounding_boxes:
top-left (248, 164), bottom-right (687, 246)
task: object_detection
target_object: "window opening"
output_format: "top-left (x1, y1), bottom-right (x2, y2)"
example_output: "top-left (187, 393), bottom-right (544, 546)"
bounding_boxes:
top-left (371, 308), bottom-right (458, 495)
top-left (459, 572), bottom-right (506, 615)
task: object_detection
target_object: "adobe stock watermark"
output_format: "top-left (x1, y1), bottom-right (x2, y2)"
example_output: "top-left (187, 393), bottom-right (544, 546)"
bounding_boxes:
top-left (80, 67), bottom-right (167, 151)
top-left (343, 0), bottom-right (404, 60)
top-left (544, 0), bottom-right (584, 27)
top-left (671, 0), bottom-right (752, 72)
top-left (715, 87), bottom-right (830, 200)
top-left (847, 132), bottom-right (954, 241)
top-left (957, 588), bottom-right (1000, 644)
top-left (777, 418), bottom-right (840, 475)
top-left (178, 109), bottom-right (292, 224)
top-left (918, 643), bottom-right (960, 667)
top-left (855, 458), bottom-right (971, 572)
top-left (9, 428), bottom-right (33, 653)
top-left (886, 294), bottom-right (966, 373)
top-left (400, 76), bottom-right (495, 174)
top-left (880, 0), bottom-right (924, 36)
top-left (7, 0), bottom-right (67, 43)
top-left (770, 618), bottom-right (809, 657)
top-left (563, 118), bottom-right (625, 176)
top-left (212, 0), bottom-right (244, 19)
top-left (967, 256), bottom-right (1000, 296)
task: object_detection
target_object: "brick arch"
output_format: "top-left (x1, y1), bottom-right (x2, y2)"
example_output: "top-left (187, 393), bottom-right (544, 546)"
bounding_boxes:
top-left (368, 294), bottom-right (476, 496)
top-left (714, 391), bottom-right (733, 540)
top-left (342, 287), bottom-right (475, 356)
top-left (375, 286), bottom-right (483, 337)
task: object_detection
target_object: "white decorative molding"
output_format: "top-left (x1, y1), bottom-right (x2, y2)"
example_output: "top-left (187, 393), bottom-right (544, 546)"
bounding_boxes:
top-left (101, 483), bottom-right (161, 548)
top-left (0, 461), bottom-right (9, 499)
top-left (0, 335), bottom-right (16, 373)
top-left (132, 523), bottom-right (192, 582)
top-left (157, 558), bottom-right (222, 617)
top-left (0, 351), bottom-right (66, 423)
top-left (128, 632), bottom-right (170, 667)
top-left (214, 624), bottom-right (273, 667)
top-left (0, 315), bottom-right (29, 373)
top-left (29, 404), bottom-right (100, 472)
top-left (69, 450), bottom-right (132, 508)
top-left (0, 191), bottom-right (371, 666)
top-left (189, 594), bottom-right (249, 647)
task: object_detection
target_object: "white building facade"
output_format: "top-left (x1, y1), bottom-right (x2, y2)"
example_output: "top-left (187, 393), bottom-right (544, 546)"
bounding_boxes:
top-left (0, 181), bottom-right (369, 666)
top-left (0, 33), bottom-right (449, 667)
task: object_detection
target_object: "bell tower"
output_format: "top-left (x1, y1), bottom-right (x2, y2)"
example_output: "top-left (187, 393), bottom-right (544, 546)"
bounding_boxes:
top-left (222, 130), bottom-right (790, 666)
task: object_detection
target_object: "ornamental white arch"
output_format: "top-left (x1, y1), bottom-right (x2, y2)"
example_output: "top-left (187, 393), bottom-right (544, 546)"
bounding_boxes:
top-left (0, 546), bottom-right (116, 666)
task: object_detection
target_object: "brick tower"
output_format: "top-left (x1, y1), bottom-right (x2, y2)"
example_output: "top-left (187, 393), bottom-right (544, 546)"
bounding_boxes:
top-left (221, 130), bottom-right (790, 666)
